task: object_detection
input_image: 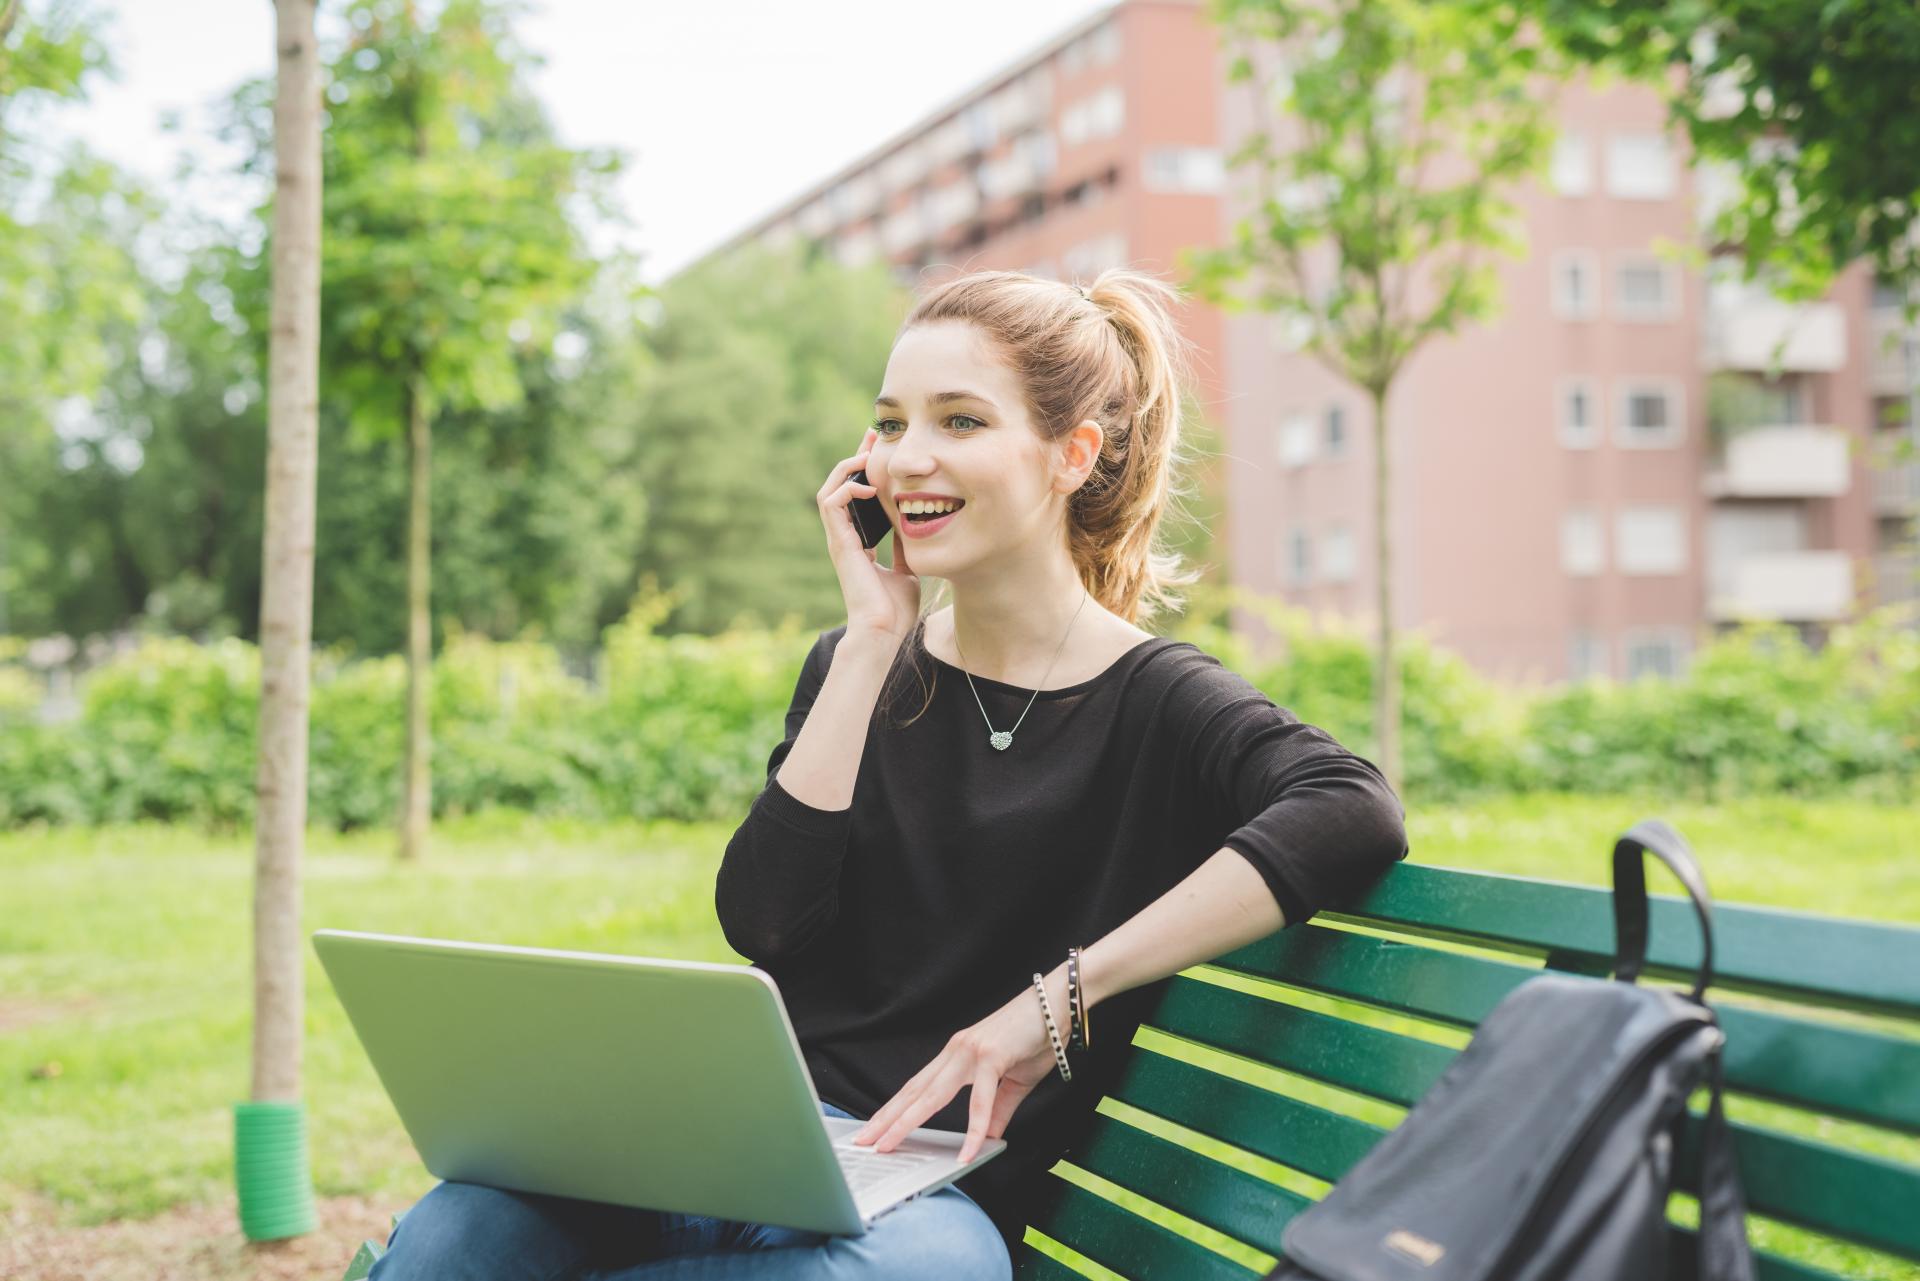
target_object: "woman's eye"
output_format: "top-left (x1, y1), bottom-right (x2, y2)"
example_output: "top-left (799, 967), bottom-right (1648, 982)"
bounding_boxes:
top-left (870, 415), bottom-right (983, 435)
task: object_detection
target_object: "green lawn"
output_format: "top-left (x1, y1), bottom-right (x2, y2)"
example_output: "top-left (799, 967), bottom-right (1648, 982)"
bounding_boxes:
top-left (2, 794), bottom-right (1915, 1276)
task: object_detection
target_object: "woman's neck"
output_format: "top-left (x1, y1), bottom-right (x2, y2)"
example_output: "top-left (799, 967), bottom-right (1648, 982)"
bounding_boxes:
top-left (940, 560), bottom-right (1097, 681)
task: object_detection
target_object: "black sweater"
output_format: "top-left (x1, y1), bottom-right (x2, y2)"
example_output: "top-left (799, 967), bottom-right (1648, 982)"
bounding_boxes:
top-left (714, 623), bottom-right (1409, 1256)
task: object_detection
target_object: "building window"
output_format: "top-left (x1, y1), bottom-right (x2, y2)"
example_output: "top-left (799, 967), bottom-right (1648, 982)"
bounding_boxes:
top-left (960, 100), bottom-right (996, 153)
top-left (1568, 629), bottom-right (1609, 681)
top-left (1561, 510), bottom-right (1606, 576)
top-left (1325, 403), bottom-right (1347, 456)
top-left (1143, 147), bottom-right (1225, 194)
top-left (1089, 20), bottom-right (1122, 65)
top-left (1061, 85), bottom-right (1124, 146)
top-left (1061, 231), bottom-right (1127, 280)
top-left (1559, 379), bottom-right (1600, 449)
top-left (1270, 313), bottom-right (1313, 352)
top-left (1615, 255), bottom-right (1679, 320)
top-left (1060, 36), bottom-right (1086, 75)
top-left (1321, 525), bottom-right (1355, 582)
top-left (1550, 132), bottom-right (1592, 196)
top-left (1622, 627), bottom-right (1689, 680)
top-left (1552, 250), bottom-right (1598, 319)
top-left (834, 229), bottom-right (879, 267)
top-left (1278, 412), bottom-right (1315, 467)
top-left (1606, 133), bottom-right (1675, 200)
top-left (1616, 507), bottom-right (1688, 575)
top-left (1287, 526), bottom-right (1312, 585)
top-left (1615, 380), bottom-right (1684, 448)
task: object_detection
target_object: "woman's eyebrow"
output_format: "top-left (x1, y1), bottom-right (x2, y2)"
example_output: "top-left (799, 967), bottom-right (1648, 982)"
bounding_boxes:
top-left (874, 390), bottom-right (999, 411)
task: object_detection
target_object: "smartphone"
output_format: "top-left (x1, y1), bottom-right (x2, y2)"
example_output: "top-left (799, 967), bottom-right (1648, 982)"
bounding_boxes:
top-left (847, 469), bottom-right (892, 549)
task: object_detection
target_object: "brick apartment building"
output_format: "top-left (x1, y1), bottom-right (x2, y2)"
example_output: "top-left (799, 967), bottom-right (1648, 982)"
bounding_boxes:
top-left (682, 0), bottom-right (1920, 686)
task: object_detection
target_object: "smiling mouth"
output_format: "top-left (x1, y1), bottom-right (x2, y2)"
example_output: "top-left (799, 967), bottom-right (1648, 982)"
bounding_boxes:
top-left (902, 501), bottom-right (965, 524)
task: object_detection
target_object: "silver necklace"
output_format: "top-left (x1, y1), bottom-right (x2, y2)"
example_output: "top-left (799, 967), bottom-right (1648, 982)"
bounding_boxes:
top-left (950, 588), bottom-right (1090, 751)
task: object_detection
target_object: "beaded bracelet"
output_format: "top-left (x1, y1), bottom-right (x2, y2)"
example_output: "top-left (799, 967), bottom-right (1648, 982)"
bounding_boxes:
top-left (1066, 946), bottom-right (1090, 1052)
top-left (1031, 971), bottom-right (1072, 1082)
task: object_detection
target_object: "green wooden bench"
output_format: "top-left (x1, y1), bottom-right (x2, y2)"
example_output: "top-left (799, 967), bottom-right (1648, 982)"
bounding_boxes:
top-left (1010, 860), bottom-right (1920, 1280)
top-left (345, 857), bottom-right (1920, 1280)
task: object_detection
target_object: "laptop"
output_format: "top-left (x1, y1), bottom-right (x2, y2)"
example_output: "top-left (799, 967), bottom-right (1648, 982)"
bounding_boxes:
top-left (311, 929), bottom-right (1006, 1235)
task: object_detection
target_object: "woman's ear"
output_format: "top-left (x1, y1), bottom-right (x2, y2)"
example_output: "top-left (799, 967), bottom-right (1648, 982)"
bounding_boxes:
top-left (1052, 419), bottom-right (1103, 495)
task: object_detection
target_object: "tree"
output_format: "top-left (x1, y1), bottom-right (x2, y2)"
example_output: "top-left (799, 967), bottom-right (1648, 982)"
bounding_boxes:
top-left (306, 0), bottom-right (615, 860)
top-left (0, 0), bottom-right (132, 634)
top-left (631, 240), bottom-right (911, 635)
top-left (1184, 0), bottom-right (1559, 798)
top-left (1527, 0), bottom-right (1920, 306)
top-left (235, 0), bottom-right (321, 1244)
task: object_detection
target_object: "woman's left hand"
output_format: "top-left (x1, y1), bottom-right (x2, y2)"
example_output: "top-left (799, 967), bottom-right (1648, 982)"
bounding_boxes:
top-left (849, 972), bottom-right (1068, 1164)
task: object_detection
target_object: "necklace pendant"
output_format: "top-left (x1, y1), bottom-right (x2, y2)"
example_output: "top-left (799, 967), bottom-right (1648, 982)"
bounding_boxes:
top-left (989, 730), bottom-right (1014, 751)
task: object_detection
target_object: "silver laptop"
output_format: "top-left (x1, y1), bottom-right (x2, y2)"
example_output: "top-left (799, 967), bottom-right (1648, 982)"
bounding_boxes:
top-left (312, 929), bottom-right (1006, 1235)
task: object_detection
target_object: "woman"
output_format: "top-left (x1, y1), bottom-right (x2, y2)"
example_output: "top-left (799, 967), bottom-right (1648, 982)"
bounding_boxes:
top-left (370, 268), bottom-right (1408, 1278)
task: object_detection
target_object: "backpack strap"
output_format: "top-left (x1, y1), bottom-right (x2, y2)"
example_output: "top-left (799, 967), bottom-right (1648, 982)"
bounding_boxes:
top-left (1695, 1044), bottom-right (1758, 1281)
top-left (1611, 818), bottom-right (1715, 1000)
top-left (1614, 820), bottom-right (1755, 1280)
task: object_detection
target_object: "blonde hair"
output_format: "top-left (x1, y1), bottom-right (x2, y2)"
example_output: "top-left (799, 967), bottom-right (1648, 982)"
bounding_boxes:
top-left (879, 267), bottom-right (1205, 726)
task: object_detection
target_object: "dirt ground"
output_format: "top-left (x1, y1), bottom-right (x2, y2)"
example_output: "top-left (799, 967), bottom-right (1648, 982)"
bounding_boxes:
top-left (0, 1189), bottom-right (397, 1281)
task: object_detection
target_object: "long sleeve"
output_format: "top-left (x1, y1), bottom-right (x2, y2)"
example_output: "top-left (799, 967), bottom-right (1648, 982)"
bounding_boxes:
top-left (1171, 654), bottom-right (1409, 927)
top-left (713, 628), bottom-right (856, 962)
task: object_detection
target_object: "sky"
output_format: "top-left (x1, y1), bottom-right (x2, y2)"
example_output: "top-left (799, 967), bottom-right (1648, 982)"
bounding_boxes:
top-left (49, 0), bottom-right (1117, 285)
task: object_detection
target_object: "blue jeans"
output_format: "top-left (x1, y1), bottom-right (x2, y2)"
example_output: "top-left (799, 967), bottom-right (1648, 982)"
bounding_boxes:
top-left (368, 1099), bottom-right (1012, 1280)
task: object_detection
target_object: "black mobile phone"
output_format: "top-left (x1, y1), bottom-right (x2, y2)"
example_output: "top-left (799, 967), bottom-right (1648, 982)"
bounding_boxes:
top-left (847, 469), bottom-right (891, 549)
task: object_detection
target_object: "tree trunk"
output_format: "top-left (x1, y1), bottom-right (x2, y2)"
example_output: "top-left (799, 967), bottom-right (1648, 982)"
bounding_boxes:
top-left (398, 371), bottom-right (432, 861)
top-left (1370, 383), bottom-right (1402, 799)
top-left (252, 0), bottom-right (320, 1106)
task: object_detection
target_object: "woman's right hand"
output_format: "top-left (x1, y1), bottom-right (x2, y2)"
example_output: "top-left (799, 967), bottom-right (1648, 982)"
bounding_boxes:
top-left (818, 427), bottom-right (920, 648)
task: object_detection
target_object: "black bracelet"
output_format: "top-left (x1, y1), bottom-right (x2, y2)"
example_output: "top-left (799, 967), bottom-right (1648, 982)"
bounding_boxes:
top-left (1067, 946), bottom-right (1089, 1052)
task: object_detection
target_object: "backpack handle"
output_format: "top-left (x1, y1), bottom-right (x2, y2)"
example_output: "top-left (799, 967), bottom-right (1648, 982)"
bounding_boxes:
top-left (1611, 818), bottom-right (1715, 1001)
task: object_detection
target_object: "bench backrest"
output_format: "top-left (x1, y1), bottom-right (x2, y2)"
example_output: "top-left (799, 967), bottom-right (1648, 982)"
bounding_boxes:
top-left (1016, 861), bottom-right (1920, 1281)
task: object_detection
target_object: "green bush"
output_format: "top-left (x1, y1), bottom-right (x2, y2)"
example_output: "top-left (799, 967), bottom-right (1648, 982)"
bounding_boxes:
top-left (2, 589), bottom-right (1914, 831)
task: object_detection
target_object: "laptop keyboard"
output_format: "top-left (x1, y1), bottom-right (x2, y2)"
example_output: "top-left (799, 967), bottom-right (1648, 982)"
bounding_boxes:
top-left (833, 1140), bottom-right (945, 1195)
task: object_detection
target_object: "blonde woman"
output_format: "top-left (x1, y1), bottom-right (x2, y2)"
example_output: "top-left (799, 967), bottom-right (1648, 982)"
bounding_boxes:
top-left (370, 268), bottom-right (1408, 1279)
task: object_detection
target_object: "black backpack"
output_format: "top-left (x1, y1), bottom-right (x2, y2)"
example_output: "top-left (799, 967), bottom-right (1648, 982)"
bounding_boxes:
top-left (1263, 819), bottom-right (1756, 1281)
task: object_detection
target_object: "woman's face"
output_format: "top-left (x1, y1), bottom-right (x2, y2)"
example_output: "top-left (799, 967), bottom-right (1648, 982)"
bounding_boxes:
top-left (870, 319), bottom-right (1087, 573)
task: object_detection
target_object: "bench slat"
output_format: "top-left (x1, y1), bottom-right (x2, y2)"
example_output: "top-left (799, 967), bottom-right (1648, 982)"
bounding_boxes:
top-left (1151, 975), bottom-right (1920, 1261)
top-left (1209, 924), bottom-right (1920, 1135)
top-left (1146, 976), bottom-right (1454, 1104)
top-left (1664, 1229), bottom-right (1850, 1281)
top-left (1024, 1179), bottom-right (1259, 1280)
top-left (1070, 1115), bottom-right (1308, 1255)
top-left (1012, 1247), bottom-right (1093, 1281)
top-left (1680, 1116), bottom-right (1920, 1260)
top-left (1331, 864), bottom-right (1920, 1017)
top-left (1111, 1050), bottom-right (1385, 1184)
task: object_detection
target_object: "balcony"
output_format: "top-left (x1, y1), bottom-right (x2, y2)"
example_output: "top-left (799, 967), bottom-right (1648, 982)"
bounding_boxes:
top-left (1868, 308), bottom-right (1918, 396)
top-left (1873, 454), bottom-right (1920, 514)
top-left (1703, 426), bottom-right (1851, 499)
top-left (1874, 552), bottom-right (1920, 607)
top-left (1704, 280), bottom-right (1846, 373)
top-left (1708, 551), bottom-right (1855, 622)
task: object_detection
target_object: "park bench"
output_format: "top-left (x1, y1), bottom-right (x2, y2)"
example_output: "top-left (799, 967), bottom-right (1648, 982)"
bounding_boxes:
top-left (1010, 859), bottom-right (1920, 1280)
top-left (345, 857), bottom-right (1920, 1280)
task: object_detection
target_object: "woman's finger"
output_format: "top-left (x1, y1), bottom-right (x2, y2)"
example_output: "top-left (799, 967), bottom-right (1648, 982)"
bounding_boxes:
top-left (960, 1067), bottom-right (998, 1164)
top-left (851, 1054), bottom-right (942, 1145)
top-left (868, 1060), bottom-right (969, 1153)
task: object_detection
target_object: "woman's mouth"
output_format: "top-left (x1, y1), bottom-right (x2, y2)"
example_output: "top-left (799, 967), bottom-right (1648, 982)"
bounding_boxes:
top-left (897, 499), bottom-right (965, 539)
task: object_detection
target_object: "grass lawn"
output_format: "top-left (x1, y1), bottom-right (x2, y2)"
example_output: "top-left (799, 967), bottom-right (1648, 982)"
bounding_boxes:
top-left (2, 793), bottom-right (1915, 1278)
